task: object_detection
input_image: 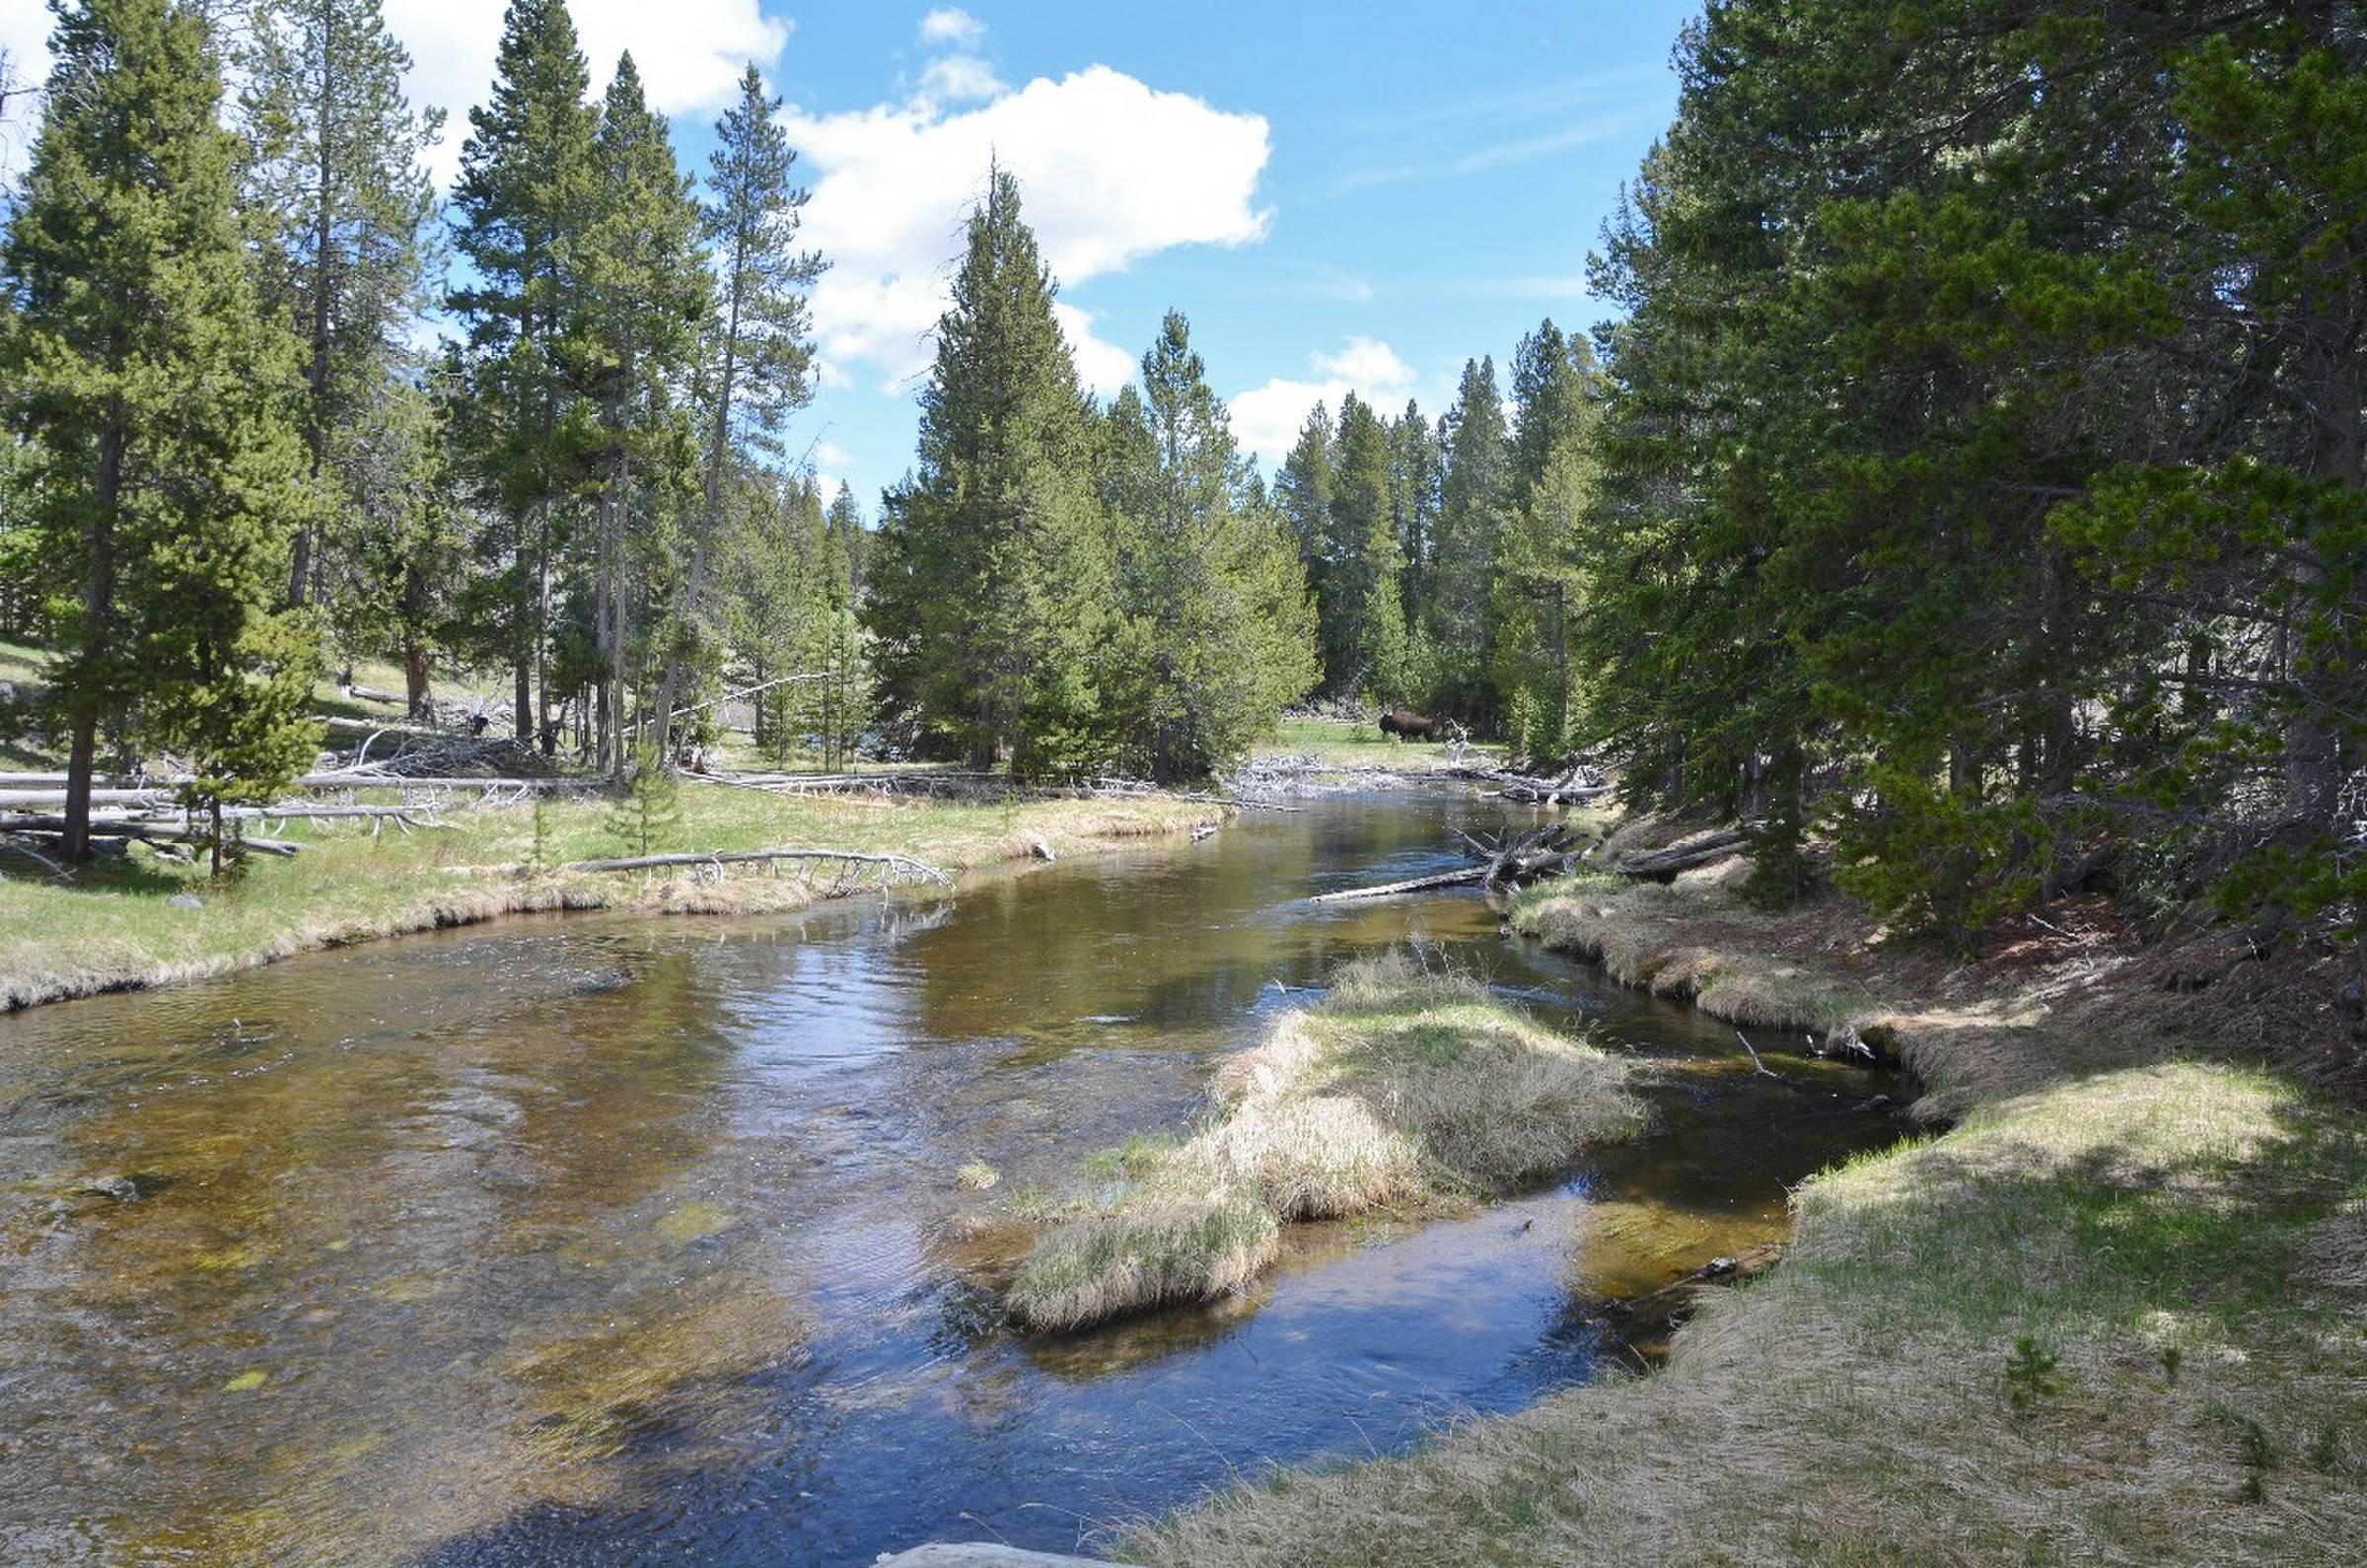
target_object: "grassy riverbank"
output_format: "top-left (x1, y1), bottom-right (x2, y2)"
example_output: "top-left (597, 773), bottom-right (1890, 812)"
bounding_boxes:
top-left (1255, 715), bottom-right (1481, 772)
top-left (0, 785), bottom-right (1221, 1012)
top-left (1132, 877), bottom-right (2367, 1566)
top-left (1009, 958), bottom-right (1643, 1332)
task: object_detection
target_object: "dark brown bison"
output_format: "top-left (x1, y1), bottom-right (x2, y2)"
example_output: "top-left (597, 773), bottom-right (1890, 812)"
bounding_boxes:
top-left (1379, 708), bottom-right (1438, 741)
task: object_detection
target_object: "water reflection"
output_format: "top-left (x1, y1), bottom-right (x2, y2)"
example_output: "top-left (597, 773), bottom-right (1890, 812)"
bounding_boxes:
top-left (0, 786), bottom-right (1898, 1565)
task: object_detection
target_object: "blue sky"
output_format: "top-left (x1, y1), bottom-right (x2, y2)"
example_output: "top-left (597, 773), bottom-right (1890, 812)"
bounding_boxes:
top-left (0, 0), bottom-right (1703, 510)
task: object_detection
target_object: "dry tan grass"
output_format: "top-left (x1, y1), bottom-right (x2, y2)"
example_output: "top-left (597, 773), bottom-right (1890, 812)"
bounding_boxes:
top-left (1003, 1187), bottom-right (1281, 1334)
top-left (1007, 959), bottom-right (1644, 1333)
top-left (0, 790), bottom-right (1223, 1013)
top-left (1124, 864), bottom-right (2367, 1567)
top-left (1133, 1061), bottom-right (2367, 1568)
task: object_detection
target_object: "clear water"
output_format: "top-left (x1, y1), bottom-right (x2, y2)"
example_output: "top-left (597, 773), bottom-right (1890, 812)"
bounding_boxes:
top-left (0, 786), bottom-right (1898, 1565)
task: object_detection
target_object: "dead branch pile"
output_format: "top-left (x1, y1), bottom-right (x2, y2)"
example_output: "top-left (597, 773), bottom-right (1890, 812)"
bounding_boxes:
top-left (1449, 757), bottom-right (1612, 806)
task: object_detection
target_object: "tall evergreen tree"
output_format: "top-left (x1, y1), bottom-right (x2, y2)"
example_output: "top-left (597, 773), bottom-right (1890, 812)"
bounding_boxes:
top-left (1273, 401), bottom-right (1334, 669)
top-left (570, 51), bottom-right (709, 773)
top-left (237, 0), bottom-right (442, 621)
top-left (449, 0), bottom-right (596, 743)
top-left (1101, 310), bottom-right (1318, 781)
top-left (1390, 397), bottom-right (1442, 681)
top-left (1431, 356), bottom-right (1512, 726)
top-left (1495, 321), bottom-right (1600, 751)
top-left (1324, 392), bottom-right (1410, 705)
top-left (864, 169), bottom-right (1115, 774)
top-left (2, 0), bottom-right (320, 866)
top-left (652, 62), bottom-right (824, 756)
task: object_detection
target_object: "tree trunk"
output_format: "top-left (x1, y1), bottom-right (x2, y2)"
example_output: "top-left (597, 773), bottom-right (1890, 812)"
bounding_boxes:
top-left (64, 416), bottom-right (127, 865)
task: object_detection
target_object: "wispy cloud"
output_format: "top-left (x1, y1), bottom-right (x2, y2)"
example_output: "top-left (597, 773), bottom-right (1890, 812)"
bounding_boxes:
top-left (1342, 63), bottom-right (1669, 135)
top-left (918, 8), bottom-right (987, 49)
top-left (1429, 274), bottom-right (1594, 301)
top-left (1341, 111), bottom-right (1648, 190)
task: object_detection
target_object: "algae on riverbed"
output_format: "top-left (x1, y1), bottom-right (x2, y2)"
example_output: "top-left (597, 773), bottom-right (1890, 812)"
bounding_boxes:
top-left (1009, 957), bottom-right (1644, 1332)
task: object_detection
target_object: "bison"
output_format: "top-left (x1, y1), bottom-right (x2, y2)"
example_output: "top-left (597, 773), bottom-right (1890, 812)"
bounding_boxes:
top-left (1379, 708), bottom-right (1439, 742)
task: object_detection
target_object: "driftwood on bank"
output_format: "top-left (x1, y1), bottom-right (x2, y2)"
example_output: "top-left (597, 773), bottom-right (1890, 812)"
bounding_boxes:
top-left (1449, 759), bottom-right (1612, 806)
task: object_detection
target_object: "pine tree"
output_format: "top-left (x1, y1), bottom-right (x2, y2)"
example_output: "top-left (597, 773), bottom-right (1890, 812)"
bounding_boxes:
top-left (1273, 401), bottom-right (1334, 677)
top-left (652, 62), bottom-right (824, 756)
top-left (1390, 397), bottom-right (1442, 658)
top-left (1431, 356), bottom-right (1512, 727)
top-left (570, 51), bottom-right (710, 773)
top-left (864, 169), bottom-right (1115, 775)
top-left (814, 484), bottom-right (869, 769)
top-left (1324, 393), bottom-right (1409, 706)
top-left (449, 0), bottom-right (597, 744)
top-left (1493, 321), bottom-right (1600, 747)
top-left (1101, 310), bottom-right (1317, 781)
top-left (237, 0), bottom-right (442, 622)
top-left (1, 0), bottom-right (320, 868)
top-left (723, 466), bottom-right (823, 764)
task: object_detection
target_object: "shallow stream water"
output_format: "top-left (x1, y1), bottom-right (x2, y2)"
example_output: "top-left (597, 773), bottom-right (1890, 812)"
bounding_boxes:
top-left (0, 785), bottom-right (1899, 1565)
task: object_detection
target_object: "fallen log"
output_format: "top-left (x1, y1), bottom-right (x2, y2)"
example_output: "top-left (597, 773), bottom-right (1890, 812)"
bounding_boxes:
top-left (0, 787), bottom-right (180, 809)
top-left (1313, 822), bottom-right (1592, 902)
top-left (1595, 1242), bottom-right (1787, 1322)
top-left (1309, 866), bottom-right (1486, 902)
top-left (564, 848), bottom-right (953, 886)
top-left (1615, 828), bottom-right (1747, 878)
top-left (0, 817), bottom-right (304, 855)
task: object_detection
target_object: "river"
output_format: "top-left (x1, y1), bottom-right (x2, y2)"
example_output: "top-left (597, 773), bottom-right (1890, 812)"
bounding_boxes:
top-left (0, 784), bottom-right (1898, 1565)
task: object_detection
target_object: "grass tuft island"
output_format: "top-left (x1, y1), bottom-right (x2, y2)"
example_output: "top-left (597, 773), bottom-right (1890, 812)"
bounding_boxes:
top-left (1009, 957), bottom-right (1645, 1332)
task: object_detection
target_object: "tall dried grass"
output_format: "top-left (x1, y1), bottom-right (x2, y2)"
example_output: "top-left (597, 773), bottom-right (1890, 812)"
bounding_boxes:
top-left (1006, 957), bottom-right (1643, 1332)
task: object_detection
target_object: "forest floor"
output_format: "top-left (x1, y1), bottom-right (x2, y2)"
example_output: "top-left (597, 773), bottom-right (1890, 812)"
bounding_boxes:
top-left (1131, 841), bottom-right (2367, 1566)
top-left (0, 784), bottom-right (1222, 1014)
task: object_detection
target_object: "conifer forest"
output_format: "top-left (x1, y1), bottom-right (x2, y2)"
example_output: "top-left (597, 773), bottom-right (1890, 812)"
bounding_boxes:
top-left (0, 0), bottom-right (2355, 959)
top-left (2, 4), bottom-right (2366, 1566)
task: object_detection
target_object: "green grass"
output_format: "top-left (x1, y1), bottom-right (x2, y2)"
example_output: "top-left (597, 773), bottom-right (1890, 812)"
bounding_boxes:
top-left (1007, 957), bottom-right (1643, 1332)
top-left (0, 785), bottom-right (1221, 1011)
top-left (1256, 716), bottom-right (1485, 771)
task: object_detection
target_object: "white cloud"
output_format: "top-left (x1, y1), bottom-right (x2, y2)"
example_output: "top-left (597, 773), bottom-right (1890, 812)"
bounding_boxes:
top-left (918, 9), bottom-right (987, 49)
top-left (813, 439), bottom-right (855, 471)
top-left (786, 65), bottom-right (1270, 392)
top-left (1, 0), bottom-right (789, 187)
top-left (1052, 301), bottom-right (1137, 398)
top-left (386, 0), bottom-right (788, 185)
top-left (918, 52), bottom-right (1004, 107)
top-left (1230, 338), bottom-right (1418, 465)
